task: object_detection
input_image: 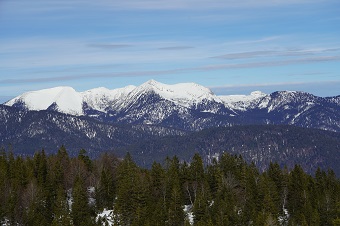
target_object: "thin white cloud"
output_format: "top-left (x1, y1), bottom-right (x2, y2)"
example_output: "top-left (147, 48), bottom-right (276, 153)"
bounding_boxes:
top-left (0, 38), bottom-right (202, 69)
top-left (1, 56), bottom-right (339, 85)
top-left (88, 44), bottom-right (133, 49)
top-left (212, 51), bottom-right (278, 60)
top-left (4, 0), bottom-right (332, 13)
top-left (198, 56), bottom-right (340, 71)
top-left (209, 80), bottom-right (339, 89)
top-left (223, 36), bottom-right (282, 46)
top-left (158, 46), bottom-right (194, 50)
top-left (212, 48), bottom-right (340, 60)
top-left (84, 0), bottom-right (331, 10)
top-left (286, 72), bottom-right (331, 77)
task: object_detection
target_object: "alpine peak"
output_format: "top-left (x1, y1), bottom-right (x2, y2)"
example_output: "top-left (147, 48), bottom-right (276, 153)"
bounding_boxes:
top-left (4, 81), bottom-right (339, 132)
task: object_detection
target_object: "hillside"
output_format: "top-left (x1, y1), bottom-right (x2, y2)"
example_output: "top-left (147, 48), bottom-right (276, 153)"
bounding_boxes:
top-left (1, 103), bottom-right (339, 175)
top-left (120, 125), bottom-right (340, 175)
top-left (0, 104), bottom-right (185, 157)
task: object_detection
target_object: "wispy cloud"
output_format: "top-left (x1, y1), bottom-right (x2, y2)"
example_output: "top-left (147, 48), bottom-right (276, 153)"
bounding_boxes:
top-left (200, 56), bottom-right (340, 70)
top-left (209, 80), bottom-right (339, 89)
top-left (223, 36), bottom-right (282, 46)
top-left (286, 72), bottom-right (331, 77)
top-left (280, 48), bottom-right (340, 56)
top-left (88, 44), bottom-right (133, 49)
top-left (0, 69), bottom-right (185, 84)
top-left (87, 0), bottom-right (328, 10)
top-left (1, 55), bottom-right (339, 85)
top-left (158, 46), bottom-right (194, 50)
top-left (212, 48), bottom-right (340, 60)
top-left (5, 0), bottom-right (329, 14)
top-left (212, 51), bottom-right (278, 60)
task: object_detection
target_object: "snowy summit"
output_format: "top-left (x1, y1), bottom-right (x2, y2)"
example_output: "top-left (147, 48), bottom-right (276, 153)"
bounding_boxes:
top-left (5, 80), bottom-right (257, 115)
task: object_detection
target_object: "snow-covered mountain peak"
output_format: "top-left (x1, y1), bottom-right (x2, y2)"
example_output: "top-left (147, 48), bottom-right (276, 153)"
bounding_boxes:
top-left (144, 79), bottom-right (159, 86)
top-left (5, 86), bottom-right (83, 114)
top-left (137, 79), bottom-right (164, 92)
top-left (51, 87), bottom-right (83, 115)
top-left (134, 80), bottom-right (219, 107)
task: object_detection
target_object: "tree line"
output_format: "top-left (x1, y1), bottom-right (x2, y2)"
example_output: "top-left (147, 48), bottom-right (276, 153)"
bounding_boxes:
top-left (0, 146), bottom-right (340, 225)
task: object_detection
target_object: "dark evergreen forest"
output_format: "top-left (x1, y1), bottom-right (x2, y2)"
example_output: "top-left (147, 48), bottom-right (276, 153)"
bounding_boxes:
top-left (1, 146), bottom-right (340, 226)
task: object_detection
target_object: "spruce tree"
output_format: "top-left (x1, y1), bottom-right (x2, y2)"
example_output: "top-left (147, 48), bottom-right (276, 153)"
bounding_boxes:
top-left (115, 152), bottom-right (140, 225)
top-left (72, 176), bottom-right (94, 226)
top-left (51, 187), bottom-right (73, 226)
top-left (288, 165), bottom-right (308, 225)
top-left (167, 156), bottom-right (184, 226)
top-left (168, 180), bottom-right (184, 226)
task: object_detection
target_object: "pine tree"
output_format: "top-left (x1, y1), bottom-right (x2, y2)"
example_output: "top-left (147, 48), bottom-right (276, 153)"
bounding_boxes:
top-left (95, 153), bottom-right (117, 210)
top-left (115, 152), bottom-right (140, 225)
top-left (192, 181), bottom-right (211, 224)
top-left (0, 150), bottom-right (8, 220)
top-left (167, 156), bottom-right (184, 226)
top-left (72, 176), bottom-right (94, 226)
top-left (78, 149), bottom-right (92, 172)
top-left (287, 165), bottom-right (308, 225)
top-left (51, 187), bottom-right (73, 226)
top-left (267, 162), bottom-right (284, 212)
top-left (22, 180), bottom-right (49, 226)
top-left (149, 162), bottom-right (167, 225)
top-left (168, 180), bottom-right (184, 226)
top-left (206, 159), bottom-right (220, 199)
top-left (189, 154), bottom-right (205, 203)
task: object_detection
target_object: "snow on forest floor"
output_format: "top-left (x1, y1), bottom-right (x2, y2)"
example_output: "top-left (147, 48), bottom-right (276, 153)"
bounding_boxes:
top-left (183, 204), bottom-right (194, 225)
top-left (97, 209), bottom-right (115, 226)
top-left (95, 205), bottom-right (194, 226)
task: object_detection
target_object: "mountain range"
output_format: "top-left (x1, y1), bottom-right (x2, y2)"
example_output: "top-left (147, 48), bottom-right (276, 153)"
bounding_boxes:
top-left (4, 79), bottom-right (340, 132)
top-left (1, 80), bottom-right (340, 174)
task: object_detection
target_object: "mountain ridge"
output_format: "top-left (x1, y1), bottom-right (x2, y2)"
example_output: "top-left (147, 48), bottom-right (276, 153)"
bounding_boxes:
top-left (4, 80), bottom-right (340, 132)
top-left (4, 80), bottom-right (225, 114)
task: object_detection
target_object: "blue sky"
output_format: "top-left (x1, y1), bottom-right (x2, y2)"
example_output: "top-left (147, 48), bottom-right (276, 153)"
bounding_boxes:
top-left (1, 0), bottom-right (340, 103)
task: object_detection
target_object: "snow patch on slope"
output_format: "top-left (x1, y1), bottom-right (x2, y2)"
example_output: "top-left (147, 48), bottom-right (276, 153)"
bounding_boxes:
top-left (82, 85), bottom-right (136, 112)
top-left (220, 91), bottom-right (267, 111)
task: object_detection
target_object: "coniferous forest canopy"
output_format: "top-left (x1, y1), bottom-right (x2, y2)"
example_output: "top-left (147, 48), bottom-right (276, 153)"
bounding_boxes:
top-left (1, 147), bottom-right (340, 226)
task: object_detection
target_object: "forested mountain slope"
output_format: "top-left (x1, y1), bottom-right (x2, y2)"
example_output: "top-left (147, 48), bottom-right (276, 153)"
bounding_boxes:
top-left (0, 104), bottom-right (185, 157)
top-left (1, 103), bottom-right (339, 175)
top-left (120, 125), bottom-right (340, 175)
top-left (2, 103), bottom-right (339, 175)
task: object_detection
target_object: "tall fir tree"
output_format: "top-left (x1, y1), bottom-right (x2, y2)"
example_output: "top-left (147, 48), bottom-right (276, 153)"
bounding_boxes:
top-left (51, 187), bottom-right (73, 226)
top-left (72, 176), bottom-right (94, 226)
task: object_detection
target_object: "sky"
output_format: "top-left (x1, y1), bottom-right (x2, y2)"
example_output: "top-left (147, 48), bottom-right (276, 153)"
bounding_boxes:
top-left (1, 0), bottom-right (340, 103)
